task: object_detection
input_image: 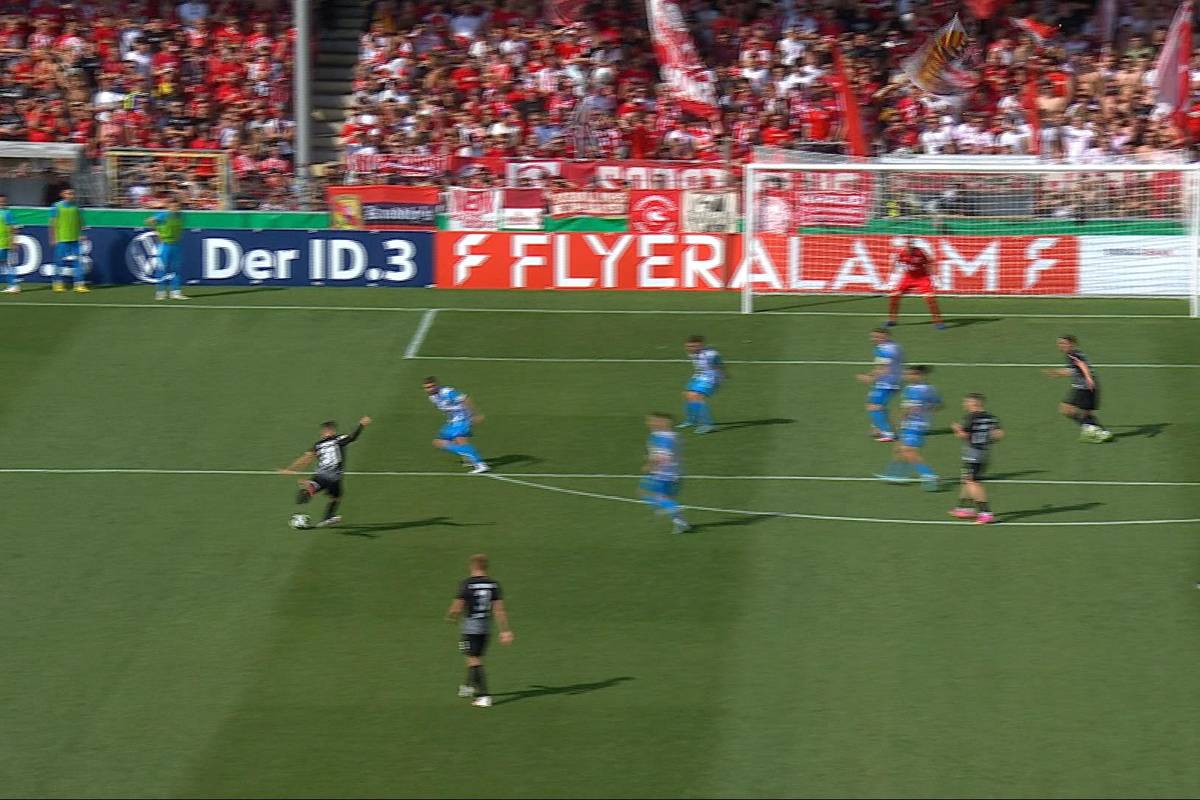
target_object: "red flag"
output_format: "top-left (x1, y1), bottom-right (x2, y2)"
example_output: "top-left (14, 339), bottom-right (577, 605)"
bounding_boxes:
top-left (828, 38), bottom-right (868, 157)
top-left (546, 0), bottom-right (585, 25)
top-left (964, 0), bottom-right (1010, 20)
top-left (645, 0), bottom-right (719, 118)
top-left (1153, 0), bottom-right (1193, 130)
top-left (1021, 74), bottom-right (1042, 155)
top-left (1012, 17), bottom-right (1059, 46)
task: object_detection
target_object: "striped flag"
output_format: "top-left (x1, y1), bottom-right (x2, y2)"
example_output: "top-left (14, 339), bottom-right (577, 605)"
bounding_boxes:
top-left (901, 15), bottom-right (976, 95)
top-left (1012, 17), bottom-right (1059, 46)
top-left (1152, 0), bottom-right (1193, 128)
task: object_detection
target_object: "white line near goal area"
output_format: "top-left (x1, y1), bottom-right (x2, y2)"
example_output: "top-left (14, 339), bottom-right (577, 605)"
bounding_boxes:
top-left (0, 301), bottom-right (1192, 320)
top-left (403, 308), bottom-right (439, 359)
top-left (1, 467), bottom-right (1195, 487)
top-left (411, 355), bottom-right (1198, 368)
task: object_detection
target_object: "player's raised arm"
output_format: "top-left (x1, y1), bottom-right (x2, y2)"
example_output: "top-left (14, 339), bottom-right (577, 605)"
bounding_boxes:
top-left (340, 416), bottom-right (372, 443)
top-left (278, 450), bottom-right (315, 475)
top-left (493, 599), bottom-right (514, 644)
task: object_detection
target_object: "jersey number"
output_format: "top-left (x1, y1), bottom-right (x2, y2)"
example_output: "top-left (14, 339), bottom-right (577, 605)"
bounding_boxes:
top-left (473, 589), bottom-right (492, 613)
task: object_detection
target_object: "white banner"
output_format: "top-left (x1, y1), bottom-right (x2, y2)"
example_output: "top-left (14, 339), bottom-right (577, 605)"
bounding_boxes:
top-left (645, 0), bottom-right (718, 118)
top-left (683, 191), bottom-right (737, 233)
top-left (447, 188), bottom-right (500, 231)
top-left (1077, 235), bottom-right (1191, 296)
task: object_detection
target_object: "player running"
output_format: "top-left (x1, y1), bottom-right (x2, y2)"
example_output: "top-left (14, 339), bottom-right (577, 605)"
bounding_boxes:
top-left (0, 194), bottom-right (21, 294)
top-left (876, 365), bottom-right (942, 490)
top-left (640, 413), bottom-right (691, 533)
top-left (885, 239), bottom-right (944, 329)
top-left (1043, 335), bottom-right (1113, 443)
top-left (857, 327), bottom-right (904, 442)
top-left (679, 335), bottom-right (724, 435)
top-left (950, 393), bottom-right (1004, 524)
top-left (49, 188), bottom-right (87, 293)
top-left (446, 553), bottom-right (513, 708)
top-left (279, 416), bottom-right (372, 528)
top-left (146, 197), bottom-right (189, 300)
top-left (424, 377), bottom-right (490, 474)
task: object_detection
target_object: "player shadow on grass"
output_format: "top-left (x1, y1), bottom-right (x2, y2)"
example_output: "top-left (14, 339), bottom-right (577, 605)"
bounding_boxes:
top-left (708, 418), bottom-right (796, 434)
top-left (488, 454), bottom-right (542, 468)
top-left (690, 514), bottom-right (781, 531)
top-left (491, 676), bottom-right (635, 706)
top-left (332, 516), bottom-right (491, 538)
top-left (997, 501), bottom-right (1104, 523)
top-left (938, 317), bottom-right (1003, 330)
top-left (182, 286), bottom-right (288, 298)
top-left (1112, 422), bottom-right (1170, 440)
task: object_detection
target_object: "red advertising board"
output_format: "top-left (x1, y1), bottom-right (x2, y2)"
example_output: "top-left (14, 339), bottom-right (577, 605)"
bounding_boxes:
top-left (435, 232), bottom-right (1081, 293)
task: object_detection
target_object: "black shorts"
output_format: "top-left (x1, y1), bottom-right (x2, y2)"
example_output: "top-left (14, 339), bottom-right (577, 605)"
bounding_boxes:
top-left (1064, 386), bottom-right (1099, 411)
top-left (459, 633), bottom-right (489, 658)
top-left (308, 475), bottom-right (343, 498)
top-left (961, 460), bottom-right (988, 482)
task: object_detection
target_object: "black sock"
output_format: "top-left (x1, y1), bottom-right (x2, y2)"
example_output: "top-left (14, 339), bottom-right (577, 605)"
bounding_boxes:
top-left (1083, 414), bottom-right (1101, 428)
top-left (1071, 411), bottom-right (1089, 426)
top-left (976, 501), bottom-right (990, 513)
top-left (296, 487), bottom-right (310, 505)
top-left (473, 665), bottom-right (489, 697)
top-left (324, 499), bottom-right (340, 520)
top-left (465, 667), bottom-right (475, 687)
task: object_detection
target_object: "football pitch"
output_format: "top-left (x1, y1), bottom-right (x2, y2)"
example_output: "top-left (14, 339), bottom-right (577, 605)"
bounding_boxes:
top-left (2, 286), bottom-right (1198, 799)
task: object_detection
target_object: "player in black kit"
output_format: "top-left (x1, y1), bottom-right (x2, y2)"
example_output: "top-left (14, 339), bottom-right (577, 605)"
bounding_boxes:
top-left (445, 553), bottom-right (513, 708)
top-left (279, 416), bottom-right (372, 528)
top-left (949, 393), bottom-right (1004, 525)
top-left (1043, 335), bottom-right (1113, 443)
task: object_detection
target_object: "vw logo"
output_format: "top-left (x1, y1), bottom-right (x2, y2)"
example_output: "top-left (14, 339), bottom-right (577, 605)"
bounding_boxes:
top-left (126, 231), bottom-right (161, 283)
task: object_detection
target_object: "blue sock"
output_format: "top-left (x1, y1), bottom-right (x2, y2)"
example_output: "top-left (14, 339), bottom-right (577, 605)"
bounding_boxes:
top-left (170, 270), bottom-right (181, 292)
top-left (914, 463), bottom-right (937, 480)
top-left (686, 400), bottom-right (703, 424)
top-left (457, 443), bottom-right (482, 464)
top-left (73, 259), bottom-right (84, 284)
top-left (5, 269), bottom-right (14, 287)
top-left (660, 497), bottom-right (680, 517)
top-left (869, 409), bottom-right (892, 435)
top-left (695, 400), bottom-right (714, 427)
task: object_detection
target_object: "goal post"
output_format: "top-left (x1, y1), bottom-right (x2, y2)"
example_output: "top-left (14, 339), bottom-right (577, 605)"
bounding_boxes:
top-left (740, 159), bottom-right (1200, 317)
top-left (104, 149), bottom-right (234, 210)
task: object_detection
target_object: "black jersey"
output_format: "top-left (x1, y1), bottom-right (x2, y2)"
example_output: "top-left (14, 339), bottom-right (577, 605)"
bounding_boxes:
top-left (1064, 349), bottom-right (1097, 390)
top-left (961, 411), bottom-right (1001, 463)
top-left (457, 576), bottom-right (502, 635)
top-left (312, 424), bottom-right (363, 480)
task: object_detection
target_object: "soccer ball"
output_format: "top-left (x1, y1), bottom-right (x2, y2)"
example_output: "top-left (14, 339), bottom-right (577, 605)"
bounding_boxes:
top-left (289, 514), bottom-right (311, 529)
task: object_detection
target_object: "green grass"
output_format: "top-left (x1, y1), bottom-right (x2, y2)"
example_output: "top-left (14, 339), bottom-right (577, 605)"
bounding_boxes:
top-left (2, 285), bottom-right (1199, 798)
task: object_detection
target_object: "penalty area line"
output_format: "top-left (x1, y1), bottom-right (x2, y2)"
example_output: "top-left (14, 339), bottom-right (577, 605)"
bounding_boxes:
top-left (404, 308), bottom-right (439, 359)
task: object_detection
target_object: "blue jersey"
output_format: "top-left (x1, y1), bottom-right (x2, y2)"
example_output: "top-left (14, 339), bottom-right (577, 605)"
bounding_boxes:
top-left (690, 347), bottom-right (723, 381)
top-left (429, 386), bottom-right (470, 425)
top-left (647, 430), bottom-right (681, 480)
top-left (873, 341), bottom-right (903, 390)
top-left (900, 382), bottom-right (941, 431)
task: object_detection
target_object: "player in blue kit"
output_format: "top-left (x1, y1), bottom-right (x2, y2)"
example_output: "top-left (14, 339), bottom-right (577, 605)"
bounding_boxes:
top-left (857, 327), bottom-right (904, 442)
top-left (876, 365), bottom-right (942, 490)
top-left (679, 335), bottom-right (725, 435)
top-left (424, 377), bottom-right (490, 474)
top-left (640, 413), bottom-right (690, 533)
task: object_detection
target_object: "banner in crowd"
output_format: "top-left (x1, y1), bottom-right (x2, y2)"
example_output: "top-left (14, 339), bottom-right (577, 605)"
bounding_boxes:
top-left (561, 160), bottom-right (730, 189)
top-left (7, 227), bottom-right (433, 287)
top-left (645, 0), bottom-right (719, 118)
top-left (345, 153), bottom-right (451, 177)
top-left (447, 188), bottom-right (501, 231)
top-left (752, 171), bottom-right (874, 227)
top-left (628, 190), bottom-right (739, 233)
top-left (435, 232), bottom-right (1088, 293)
top-left (502, 188), bottom-right (545, 230)
top-left (327, 185), bottom-right (440, 229)
top-left (901, 14), bottom-right (976, 95)
top-left (629, 190), bottom-right (681, 233)
top-left (683, 191), bottom-right (738, 233)
top-left (549, 191), bottom-right (629, 219)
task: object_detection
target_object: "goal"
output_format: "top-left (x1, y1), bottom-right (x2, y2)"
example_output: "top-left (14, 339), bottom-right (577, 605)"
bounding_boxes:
top-left (740, 159), bottom-right (1200, 317)
top-left (104, 148), bottom-right (233, 210)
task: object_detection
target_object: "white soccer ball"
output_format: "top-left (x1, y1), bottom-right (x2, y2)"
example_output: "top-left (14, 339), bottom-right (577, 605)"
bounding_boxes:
top-left (290, 514), bottom-right (311, 529)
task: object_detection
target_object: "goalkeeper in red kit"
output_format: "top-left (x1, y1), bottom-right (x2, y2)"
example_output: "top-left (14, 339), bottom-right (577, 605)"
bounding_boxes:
top-left (884, 240), bottom-right (945, 330)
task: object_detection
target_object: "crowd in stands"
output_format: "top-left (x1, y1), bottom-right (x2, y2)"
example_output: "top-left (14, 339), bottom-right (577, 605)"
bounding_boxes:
top-left (344, 0), bottom-right (1200, 188)
top-left (0, 0), bottom-right (296, 208)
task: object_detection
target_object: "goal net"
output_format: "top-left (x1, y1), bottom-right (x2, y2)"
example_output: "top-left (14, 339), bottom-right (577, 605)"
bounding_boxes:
top-left (104, 149), bottom-right (233, 210)
top-left (740, 155), bottom-right (1200, 317)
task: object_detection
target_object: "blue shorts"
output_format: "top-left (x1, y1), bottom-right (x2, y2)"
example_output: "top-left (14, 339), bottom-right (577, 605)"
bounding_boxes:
top-left (157, 242), bottom-right (181, 273)
top-left (437, 421), bottom-right (472, 440)
top-left (900, 428), bottom-right (926, 448)
top-left (55, 242), bottom-right (81, 264)
top-left (867, 386), bottom-right (898, 406)
top-left (640, 475), bottom-right (680, 497)
top-left (687, 376), bottom-right (719, 396)
top-left (0, 248), bottom-right (8, 269)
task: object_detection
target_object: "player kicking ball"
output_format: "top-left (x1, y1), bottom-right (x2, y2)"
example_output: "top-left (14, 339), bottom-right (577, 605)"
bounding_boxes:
top-left (640, 413), bottom-right (691, 533)
top-left (279, 416), bottom-right (371, 528)
top-left (424, 377), bottom-right (490, 474)
top-left (884, 239), bottom-right (944, 330)
top-left (876, 365), bottom-right (942, 490)
top-left (1043, 335), bottom-right (1113, 443)
top-left (950, 393), bottom-right (1003, 524)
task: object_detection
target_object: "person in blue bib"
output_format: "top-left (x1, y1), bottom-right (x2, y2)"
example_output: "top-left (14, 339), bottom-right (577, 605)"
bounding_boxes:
top-left (640, 413), bottom-right (690, 534)
top-left (49, 188), bottom-right (87, 293)
top-left (146, 197), bottom-right (189, 300)
top-left (0, 193), bottom-right (21, 294)
top-left (679, 334), bottom-right (725, 435)
top-left (857, 327), bottom-right (904, 442)
top-left (877, 365), bottom-right (943, 490)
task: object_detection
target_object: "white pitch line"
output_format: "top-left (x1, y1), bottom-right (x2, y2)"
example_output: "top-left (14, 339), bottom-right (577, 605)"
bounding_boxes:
top-left (0, 300), bottom-right (1190, 320)
top-left (484, 474), bottom-right (1200, 528)
top-left (0, 468), bottom-right (1195, 487)
top-left (403, 308), bottom-right (439, 359)
top-left (412, 355), bottom-right (1198, 369)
